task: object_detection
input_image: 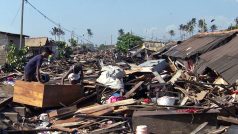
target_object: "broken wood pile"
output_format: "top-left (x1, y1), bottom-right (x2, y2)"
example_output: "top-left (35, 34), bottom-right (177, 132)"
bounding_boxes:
top-left (1, 49), bottom-right (238, 133)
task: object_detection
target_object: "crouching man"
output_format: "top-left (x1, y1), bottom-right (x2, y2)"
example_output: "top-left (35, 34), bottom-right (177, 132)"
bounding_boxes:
top-left (61, 63), bottom-right (83, 85)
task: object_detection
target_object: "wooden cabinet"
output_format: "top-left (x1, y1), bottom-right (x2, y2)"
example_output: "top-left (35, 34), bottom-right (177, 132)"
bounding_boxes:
top-left (13, 81), bottom-right (84, 108)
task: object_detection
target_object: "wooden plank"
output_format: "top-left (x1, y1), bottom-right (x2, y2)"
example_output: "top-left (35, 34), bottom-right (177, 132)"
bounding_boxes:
top-left (75, 99), bottom-right (136, 114)
top-left (91, 121), bottom-right (126, 134)
top-left (152, 71), bottom-right (165, 84)
top-left (0, 97), bottom-right (12, 108)
top-left (48, 105), bottom-right (77, 118)
top-left (89, 107), bottom-right (114, 116)
top-left (169, 70), bottom-right (182, 84)
top-left (51, 126), bottom-right (74, 133)
top-left (78, 119), bottom-right (107, 129)
top-left (53, 117), bottom-right (79, 125)
top-left (190, 122), bottom-right (208, 134)
top-left (52, 121), bottom-right (86, 127)
top-left (113, 106), bottom-right (129, 114)
top-left (126, 75), bottom-right (145, 84)
top-left (217, 116), bottom-right (238, 124)
top-left (180, 96), bottom-right (189, 106)
top-left (124, 81), bottom-right (144, 98)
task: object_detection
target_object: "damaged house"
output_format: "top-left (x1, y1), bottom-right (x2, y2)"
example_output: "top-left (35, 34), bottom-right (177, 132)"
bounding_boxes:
top-left (128, 41), bottom-right (166, 62)
top-left (25, 37), bottom-right (58, 56)
top-left (0, 31), bottom-right (29, 64)
top-left (196, 31), bottom-right (238, 84)
top-left (163, 31), bottom-right (237, 72)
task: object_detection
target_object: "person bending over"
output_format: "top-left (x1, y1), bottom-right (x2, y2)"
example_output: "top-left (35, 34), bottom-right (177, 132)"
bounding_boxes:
top-left (61, 63), bottom-right (83, 85)
top-left (24, 48), bottom-right (53, 82)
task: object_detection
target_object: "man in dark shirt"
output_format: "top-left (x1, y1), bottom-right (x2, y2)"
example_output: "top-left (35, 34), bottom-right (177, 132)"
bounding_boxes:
top-left (24, 48), bottom-right (53, 82)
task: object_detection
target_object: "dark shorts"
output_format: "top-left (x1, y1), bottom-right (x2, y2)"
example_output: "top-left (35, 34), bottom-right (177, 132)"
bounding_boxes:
top-left (24, 73), bottom-right (37, 82)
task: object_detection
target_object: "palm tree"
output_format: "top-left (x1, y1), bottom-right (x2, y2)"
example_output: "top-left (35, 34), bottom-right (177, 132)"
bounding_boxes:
top-left (179, 24), bottom-right (184, 40)
top-left (50, 27), bottom-right (65, 41)
top-left (210, 24), bottom-right (218, 32)
top-left (118, 29), bottom-right (124, 36)
top-left (168, 30), bottom-right (175, 40)
top-left (198, 19), bottom-right (208, 32)
top-left (57, 28), bottom-right (65, 41)
top-left (235, 17), bottom-right (238, 26)
top-left (191, 18), bottom-right (196, 25)
top-left (183, 24), bottom-right (190, 39)
top-left (188, 18), bottom-right (196, 35)
top-left (179, 24), bottom-right (188, 40)
top-left (50, 27), bottom-right (58, 40)
top-left (87, 29), bottom-right (93, 39)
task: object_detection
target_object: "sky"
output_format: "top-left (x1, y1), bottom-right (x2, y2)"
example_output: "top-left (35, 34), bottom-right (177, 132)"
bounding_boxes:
top-left (0, 0), bottom-right (238, 45)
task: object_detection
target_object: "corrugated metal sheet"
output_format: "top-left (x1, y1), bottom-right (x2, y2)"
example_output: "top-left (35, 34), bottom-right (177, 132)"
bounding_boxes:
top-left (207, 55), bottom-right (238, 84)
top-left (164, 33), bottom-right (235, 59)
top-left (196, 34), bottom-right (238, 84)
top-left (200, 34), bottom-right (238, 62)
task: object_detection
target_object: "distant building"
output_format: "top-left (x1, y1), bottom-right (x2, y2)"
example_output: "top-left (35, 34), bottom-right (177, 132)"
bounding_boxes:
top-left (0, 31), bottom-right (29, 64)
top-left (25, 37), bottom-right (58, 56)
top-left (142, 41), bottom-right (165, 51)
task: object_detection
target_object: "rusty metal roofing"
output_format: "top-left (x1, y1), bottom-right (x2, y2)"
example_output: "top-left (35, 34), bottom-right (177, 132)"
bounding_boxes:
top-left (164, 32), bottom-right (236, 59)
top-left (196, 34), bottom-right (238, 84)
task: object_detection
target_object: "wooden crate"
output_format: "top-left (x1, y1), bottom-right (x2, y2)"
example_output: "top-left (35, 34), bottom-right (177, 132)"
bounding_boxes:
top-left (13, 81), bottom-right (84, 108)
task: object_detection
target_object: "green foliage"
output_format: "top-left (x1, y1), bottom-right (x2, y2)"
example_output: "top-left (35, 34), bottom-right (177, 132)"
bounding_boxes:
top-left (69, 38), bottom-right (78, 47)
top-left (55, 41), bottom-right (72, 58)
top-left (6, 44), bottom-right (29, 71)
top-left (116, 33), bottom-right (143, 53)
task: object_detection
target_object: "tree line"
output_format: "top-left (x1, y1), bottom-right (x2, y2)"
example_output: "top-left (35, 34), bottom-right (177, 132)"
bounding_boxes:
top-left (168, 17), bottom-right (238, 40)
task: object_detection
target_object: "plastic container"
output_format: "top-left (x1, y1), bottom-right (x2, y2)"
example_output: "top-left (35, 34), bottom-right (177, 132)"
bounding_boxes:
top-left (157, 96), bottom-right (177, 106)
top-left (136, 125), bottom-right (148, 134)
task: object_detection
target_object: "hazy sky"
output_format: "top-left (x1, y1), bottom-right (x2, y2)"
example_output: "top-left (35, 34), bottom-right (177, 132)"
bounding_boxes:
top-left (0, 0), bottom-right (238, 44)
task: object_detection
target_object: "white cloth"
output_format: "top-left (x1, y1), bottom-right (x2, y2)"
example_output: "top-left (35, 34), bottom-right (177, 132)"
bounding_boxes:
top-left (68, 72), bottom-right (81, 81)
top-left (96, 65), bottom-right (125, 89)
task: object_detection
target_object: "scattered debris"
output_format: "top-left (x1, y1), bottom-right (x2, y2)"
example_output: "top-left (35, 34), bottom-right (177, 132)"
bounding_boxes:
top-left (1, 33), bottom-right (238, 134)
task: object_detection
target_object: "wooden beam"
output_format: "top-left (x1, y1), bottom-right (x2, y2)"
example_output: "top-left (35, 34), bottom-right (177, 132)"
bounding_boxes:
top-left (75, 99), bottom-right (136, 114)
top-left (169, 70), bottom-right (182, 84)
top-left (0, 97), bottom-right (12, 108)
top-left (152, 71), bottom-right (165, 84)
top-left (89, 107), bottom-right (114, 116)
top-left (124, 81), bottom-right (144, 98)
top-left (49, 105), bottom-right (77, 118)
top-left (190, 122), bottom-right (208, 134)
top-left (91, 121), bottom-right (126, 134)
top-left (217, 116), bottom-right (238, 124)
top-left (52, 121), bottom-right (86, 127)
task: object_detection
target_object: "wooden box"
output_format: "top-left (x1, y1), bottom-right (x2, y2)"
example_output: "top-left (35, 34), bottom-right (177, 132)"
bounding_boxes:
top-left (13, 81), bottom-right (84, 108)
